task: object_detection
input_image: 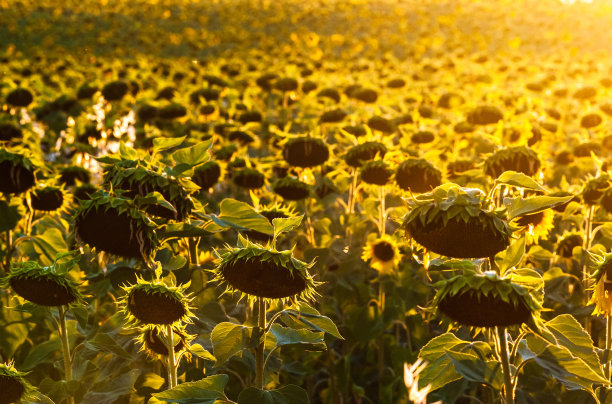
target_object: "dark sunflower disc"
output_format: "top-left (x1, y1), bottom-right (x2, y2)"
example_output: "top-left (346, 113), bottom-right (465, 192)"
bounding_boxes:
top-left (407, 216), bottom-right (510, 259)
top-left (283, 138), bottom-right (329, 168)
top-left (232, 168), bottom-right (265, 189)
top-left (515, 211), bottom-right (544, 227)
top-left (30, 188), bottom-right (63, 211)
top-left (192, 161), bottom-right (221, 190)
top-left (556, 234), bottom-right (583, 258)
top-left (273, 179), bottom-right (310, 201)
top-left (75, 205), bottom-right (152, 259)
top-left (9, 275), bottom-right (76, 306)
top-left (102, 81), bottom-right (129, 101)
top-left (395, 160), bottom-right (441, 193)
top-left (0, 159), bottom-right (35, 194)
top-left (0, 375), bottom-right (24, 404)
top-left (0, 123), bottom-right (22, 141)
top-left (467, 105), bottom-right (503, 125)
top-left (128, 288), bottom-right (186, 325)
top-left (438, 291), bottom-right (531, 327)
top-left (361, 162), bottom-right (392, 185)
top-left (144, 328), bottom-right (185, 356)
top-left (6, 88), bottom-right (34, 107)
top-left (373, 241), bottom-right (395, 261)
top-left (221, 258), bottom-right (307, 299)
top-left (59, 166), bottom-right (91, 187)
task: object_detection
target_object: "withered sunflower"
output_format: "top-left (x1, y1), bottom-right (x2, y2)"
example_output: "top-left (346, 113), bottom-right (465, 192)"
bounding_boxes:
top-left (555, 232), bottom-right (583, 259)
top-left (4, 259), bottom-right (85, 307)
top-left (120, 277), bottom-right (193, 327)
top-left (192, 160), bottom-right (221, 191)
top-left (272, 177), bottom-right (311, 201)
top-left (74, 191), bottom-right (158, 261)
top-left (582, 174), bottom-right (611, 205)
top-left (395, 159), bottom-right (442, 193)
top-left (360, 160), bottom-right (393, 186)
top-left (345, 142), bottom-right (387, 167)
top-left (213, 237), bottom-right (318, 303)
top-left (0, 149), bottom-right (36, 194)
top-left (0, 362), bottom-right (36, 404)
top-left (137, 325), bottom-right (191, 358)
top-left (283, 137), bottom-right (329, 168)
top-left (361, 235), bottom-right (402, 275)
top-left (483, 146), bottom-right (541, 178)
top-left (434, 269), bottom-right (542, 328)
top-left (403, 184), bottom-right (511, 259)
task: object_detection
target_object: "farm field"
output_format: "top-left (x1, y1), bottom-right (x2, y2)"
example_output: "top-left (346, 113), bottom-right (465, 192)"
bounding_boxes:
top-left (4, 0), bottom-right (612, 403)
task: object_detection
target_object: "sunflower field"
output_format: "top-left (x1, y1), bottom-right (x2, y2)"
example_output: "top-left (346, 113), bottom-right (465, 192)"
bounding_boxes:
top-left (4, 0), bottom-right (612, 403)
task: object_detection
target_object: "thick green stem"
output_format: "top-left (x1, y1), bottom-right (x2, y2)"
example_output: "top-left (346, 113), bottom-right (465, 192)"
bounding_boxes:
top-left (583, 204), bottom-right (595, 332)
top-left (166, 325), bottom-right (178, 388)
top-left (378, 186), bottom-right (386, 235)
top-left (188, 238), bottom-right (199, 266)
top-left (377, 282), bottom-right (386, 402)
top-left (606, 315), bottom-right (612, 380)
top-left (255, 298), bottom-right (266, 389)
top-left (497, 327), bottom-right (514, 404)
top-left (58, 306), bottom-right (74, 404)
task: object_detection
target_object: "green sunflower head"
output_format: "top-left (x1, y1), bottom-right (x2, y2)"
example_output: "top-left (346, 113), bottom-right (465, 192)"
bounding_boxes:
top-left (403, 183), bottom-right (511, 259)
top-left (433, 267), bottom-right (543, 329)
top-left (213, 237), bottom-right (319, 303)
top-left (119, 275), bottom-right (194, 328)
top-left (4, 255), bottom-right (86, 307)
top-left (0, 362), bottom-right (36, 404)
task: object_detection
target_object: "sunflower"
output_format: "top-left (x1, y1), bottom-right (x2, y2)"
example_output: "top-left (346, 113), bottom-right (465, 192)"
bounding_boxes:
top-left (513, 208), bottom-right (555, 244)
top-left (119, 276), bottom-right (194, 328)
top-left (589, 253), bottom-right (612, 315)
top-left (433, 269), bottom-right (543, 328)
top-left (212, 236), bottom-right (319, 303)
top-left (136, 325), bottom-right (192, 359)
top-left (0, 362), bottom-right (36, 404)
top-left (361, 235), bottom-right (402, 275)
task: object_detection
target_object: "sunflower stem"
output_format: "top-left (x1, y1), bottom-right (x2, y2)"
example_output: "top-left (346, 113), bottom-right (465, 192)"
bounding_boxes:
top-left (58, 305), bottom-right (74, 404)
top-left (377, 282), bottom-right (386, 403)
top-left (188, 237), bottom-right (199, 266)
top-left (255, 297), bottom-right (267, 389)
top-left (166, 325), bottom-right (178, 389)
top-left (583, 204), bottom-right (595, 333)
top-left (497, 326), bottom-right (514, 404)
top-left (4, 229), bottom-right (11, 272)
top-left (378, 186), bottom-right (386, 235)
top-left (606, 314), bottom-right (612, 381)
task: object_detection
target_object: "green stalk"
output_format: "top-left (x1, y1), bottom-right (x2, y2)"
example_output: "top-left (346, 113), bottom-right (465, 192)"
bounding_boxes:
top-left (378, 186), bottom-right (386, 235)
top-left (583, 204), bottom-right (595, 333)
top-left (255, 298), bottom-right (267, 389)
top-left (166, 325), bottom-right (178, 388)
top-left (497, 326), bottom-right (514, 404)
top-left (377, 281), bottom-right (386, 403)
top-left (606, 315), bottom-right (612, 381)
top-left (58, 306), bottom-right (75, 404)
top-left (188, 237), bottom-right (199, 266)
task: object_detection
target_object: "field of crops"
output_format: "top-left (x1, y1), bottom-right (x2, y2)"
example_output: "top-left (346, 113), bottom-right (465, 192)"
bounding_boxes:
top-left (4, 0), bottom-right (612, 403)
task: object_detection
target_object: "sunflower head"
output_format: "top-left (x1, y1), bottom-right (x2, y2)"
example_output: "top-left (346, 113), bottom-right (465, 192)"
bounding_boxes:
top-left (403, 184), bottom-right (511, 259)
top-left (360, 160), bottom-right (393, 186)
top-left (0, 362), bottom-right (36, 404)
top-left (361, 234), bottom-right (402, 275)
top-left (4, 256), bottom-right (86, 307)
top-left (581, 174), bottom-right (611, 205)
top-left (119, 275), bottom-right (194, 328)
top-left (283, 136), bottom-right (329, 168)
top-left (0, 148), bottom-right (37, 195)
top-left (589, 253), bottom-right (612, 315)
top-left (555, 232), bottom-right (584, 259)
top-left (433, 268), bottom-right (543, 328)
top-left (272, 177), bottom-right (311, 201)
top-left (395, 158), bottom-right (442, 193)
top-left (28, 185), bottom-right (67, 212)
top-left (345, 142), bottom-right (387, 167)
top-left (213, 237), bottom-right (319, 303)
top-left (483, 146), bottom-right (541, 178)
top-left (136, 325), bottom-right (192, 359)
top-left (513, 208), bottom-right (555, 244)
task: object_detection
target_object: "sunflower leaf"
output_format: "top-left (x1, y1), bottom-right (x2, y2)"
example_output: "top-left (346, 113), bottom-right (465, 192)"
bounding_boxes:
top-left (494, 171), bottom-right (546, 191)
top-left (153, 135), bottom-right (187, 153)
top-left (506, 195), bottom-right (574, 220)
top-left (211, 322), bottom-right (253, 365)
top-left (237, 385), bottom-right (309, 404)
top-left (152, 375), bottom-right (229, 403)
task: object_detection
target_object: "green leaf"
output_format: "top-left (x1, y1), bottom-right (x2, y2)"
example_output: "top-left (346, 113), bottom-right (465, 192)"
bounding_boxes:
top-left (282, 303), bottom-right (343, 339)
top-left (445, 350), bottom-right (503, 390)
top-left (81, 369), bottom-right (139, 404)
top-left (272, 215), bottom-right (303, 241)
top-left (28, 227), bottom-right (68, 264)
top-left (160, 221), bottom-right (212, 239)
top-left (207, 199), bottom-right (273, 235)
top-left (0, 200), bottom-right (21, 232)
top-left (135, 191), bottom-right (176, 213)
top-left (152, 375), bottom-right (229, 403)
top-left (141, 373), bottom-right (166, 390)
top-left (119, 142), bottom-right (138, 160)
top-left (495, 170), bottom-right (546, 191)
top-left (418, 333), bottom-right (466, 391)
top-left (172, 139), bottom-right (213, 167)
top-left (189, 343), bottom-right (216, 362)
top-left (153, 136), bottom-right (187, 153)
top-left (237, 385), bottom-right (309, 404)
top-left (269, 324), bottom-right (326, 350)
top-left (84, 333), bottom-right (133, 360)
top-left (507, 195), bottom-right (574, 220)
top-left (211, 322), bottom-right (253, 365)
top-left (496, 235), bottom-right (525, 274)
top-left (21, 338), bottom-right (61, 370)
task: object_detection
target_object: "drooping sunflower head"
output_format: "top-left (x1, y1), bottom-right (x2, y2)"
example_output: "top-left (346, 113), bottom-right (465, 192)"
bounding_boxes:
top-left (513, 208), bottom-right (555, 244)
top-left (119, 276), bottom-right (193, 328)
top-left (581, 173), bottom-right (611, 206)
top-left (0, 362), bottom-right (36, 404)
top-left (433, 269), bottom-right (543, 329)
top-left (136, 325), bottom-right (192, 359)
top-left (403, 184), bottom-right (511, 259)
top-left (589, 253), bottom-right (612, 315)
top-left (483, 146), bottom-right (541, 178)
top-left (395, 158), bottom-right (442, 193)
top-left (272, 177), bottom-right (311, 201)
top-left (28, 185), bottom-right (67, 213)
top-left (283, 136), bottom-right (329, 168)
top-left (213, 237), bottom-right (319, 303)
top-left (4, 258), bottom-right (86, 307)
top-left (0, 148), bottom-right (37, 195)
top-left (555, 231), bottom-right (584, 259)
top-left (361, 234), bottom-right (402, 275)
top-left (360, 160), bottom-right (393, 186)
top-left (345, 142), bottom-right (387, 168)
